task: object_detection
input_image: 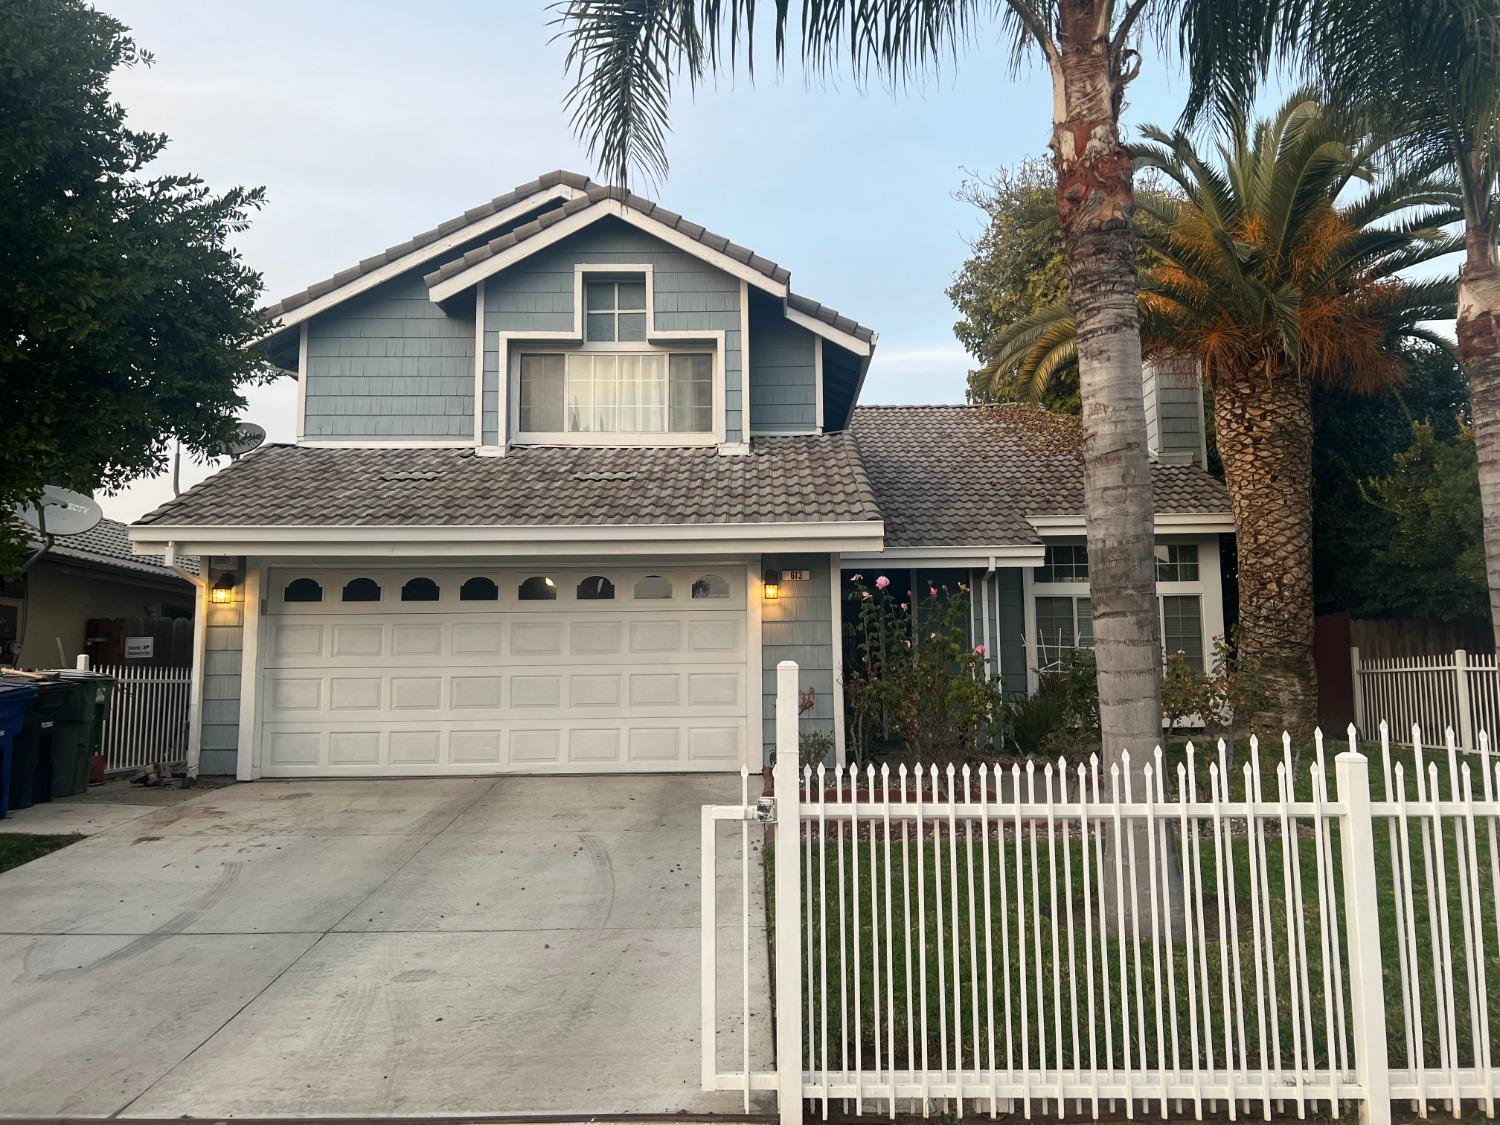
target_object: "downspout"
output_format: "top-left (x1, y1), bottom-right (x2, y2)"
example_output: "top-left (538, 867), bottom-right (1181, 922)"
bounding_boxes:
top-left (982, 556), bottom-right (996, 680)
top-left (166, 540), bottom-right (207, 780)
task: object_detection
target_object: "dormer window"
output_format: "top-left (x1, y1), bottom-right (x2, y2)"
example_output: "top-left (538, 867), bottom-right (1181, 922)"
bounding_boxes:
top-left (585, 277), bottom-right (647, 342)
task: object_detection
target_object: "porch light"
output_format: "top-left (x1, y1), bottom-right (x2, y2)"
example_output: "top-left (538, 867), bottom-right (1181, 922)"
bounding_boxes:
top-left (762, 568), bottom-right (781, 600)
top-left (210, 573), bottom-right (237, 604)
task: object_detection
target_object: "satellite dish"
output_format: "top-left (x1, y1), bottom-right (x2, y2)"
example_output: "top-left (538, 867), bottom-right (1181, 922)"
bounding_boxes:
top-left (221, 421), bottom-right (266, 460)
top-left (16, 485), bottom-right (104, 537)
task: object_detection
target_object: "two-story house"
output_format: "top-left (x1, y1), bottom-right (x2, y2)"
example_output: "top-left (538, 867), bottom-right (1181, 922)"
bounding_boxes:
top-left (130, 171), bottom-right (1231, 779)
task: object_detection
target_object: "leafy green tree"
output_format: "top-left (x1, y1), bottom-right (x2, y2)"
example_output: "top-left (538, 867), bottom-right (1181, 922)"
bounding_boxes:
top-left (0, 0), bottom-right (270, 571)
top-left (947, 160), bottom-right (1074, 409)
top-left (1362, 421), bottom-right (1488, 619)
top-left (1313, 342), bottom-right (1477, 619)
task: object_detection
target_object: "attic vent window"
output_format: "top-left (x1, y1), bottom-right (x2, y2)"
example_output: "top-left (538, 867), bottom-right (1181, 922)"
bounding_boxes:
top-left (573, 471), bottom-right (636, 482)
top-left (380, 471), bottom-right (444, 482)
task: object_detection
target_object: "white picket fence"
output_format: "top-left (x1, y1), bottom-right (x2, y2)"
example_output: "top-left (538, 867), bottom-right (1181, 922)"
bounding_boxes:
top-left (1353, 646), bottom-right (1500, 751)
top-left (95, 663), bottom-right (191, 774)
top-left (703, 661), bottom-right (1500, 1125)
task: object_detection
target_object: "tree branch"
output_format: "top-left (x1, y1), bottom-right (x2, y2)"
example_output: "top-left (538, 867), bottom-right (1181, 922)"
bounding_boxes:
top-left (1001, 0), bottom-right (1059, 63)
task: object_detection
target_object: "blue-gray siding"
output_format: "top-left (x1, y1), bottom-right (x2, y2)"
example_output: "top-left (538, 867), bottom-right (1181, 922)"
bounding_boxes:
top-left (1145, 359), bottom-right (1205, 465)
top-left (200, 562), bottom-right (243, 775)
top-left (302, 271), bottom-right (475, 439)
top-left (761, 553), bottom-right (835, 763)
top-left (748, 297), bottom-right (818, 432)
top-left (481, 218), bottom-right (744, 445)
top-left (994, 568), bottom-right (1027, 696)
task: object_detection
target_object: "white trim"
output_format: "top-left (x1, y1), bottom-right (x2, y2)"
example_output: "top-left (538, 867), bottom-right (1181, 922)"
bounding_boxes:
top-left (783, 304), bottom-right (874, 358)
top-left (295, 324), bottom-right (308, 442)
top-left (472, 280), bottom-right (485, 446)
top-left (829, 552), bottom-right (845, 762)
top-left (1028, 512), bottom-right (1234, 535)
top-left (979, 565), bottom-right (994, 679)
top-left (428, 199), bottom-right (789, 305)
top-left (236, 563), bottom-right (264, 782)
top-left (1197, 534), bottom-right (1226, 661)
top-left (295, 439), bottom-right (477, 448)
top-left (252, 184), bottom-right (583, 345)
top-left (843, 544), bottom-right (1045, 566)
top-left (1021, 566), bottom-right (1038, 694)
top-left (739, 279), bottom-right (750, 442)
top-left (747, 557), bottom-right (764, 769)
top-left (131, 520), bottom-right (885, 559)
top-left (813, 333), bottom-right (825, 432)
top-left (168, 548), bottom-right (208, 778)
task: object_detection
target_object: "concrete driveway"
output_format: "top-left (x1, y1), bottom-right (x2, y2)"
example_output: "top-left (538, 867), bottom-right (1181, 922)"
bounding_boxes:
top-left (0, 775), bottom-right (770, 1119)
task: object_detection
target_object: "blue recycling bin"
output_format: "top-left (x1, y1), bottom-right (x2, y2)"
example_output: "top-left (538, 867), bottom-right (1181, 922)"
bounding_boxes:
top-left (0, 681), bottom-right (38, 819)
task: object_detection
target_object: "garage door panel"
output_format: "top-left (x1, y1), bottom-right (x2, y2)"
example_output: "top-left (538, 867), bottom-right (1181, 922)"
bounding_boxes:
top-left (260, 566), bottom-right (751, 776)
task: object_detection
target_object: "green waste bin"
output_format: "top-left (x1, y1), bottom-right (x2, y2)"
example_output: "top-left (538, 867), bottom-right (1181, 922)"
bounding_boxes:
top-left (58, 670), bottom-right (116, 783)
top-left (43, 677), bottom-right (96, 799)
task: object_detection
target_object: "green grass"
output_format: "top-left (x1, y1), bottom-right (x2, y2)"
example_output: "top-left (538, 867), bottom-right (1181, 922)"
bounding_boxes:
top-left (0, 832), bottom-right (82, 873)
top-left (771, 741), bottom-right (1500, 1084)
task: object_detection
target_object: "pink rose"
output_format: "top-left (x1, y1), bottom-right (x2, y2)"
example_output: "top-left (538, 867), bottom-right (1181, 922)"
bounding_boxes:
top-left (861, 591), bottom-right (871, 601)
top-left (875, 575), bottom-right (890, 590)
top-left (974, 644), bottom-right (986, 656)
top-left (929, 586), bottom-right (938, 597)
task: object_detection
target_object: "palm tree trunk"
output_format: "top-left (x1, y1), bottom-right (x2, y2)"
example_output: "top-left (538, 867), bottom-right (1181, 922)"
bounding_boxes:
top-left (1050, 19), bottom-right (1174, 940)
top-left (1049, 26), bottom-right (1162, 773)
top-left (1458, 213), bottom-right (1500, 652)
top-left (1213, 358), bottom-right (1318, 736)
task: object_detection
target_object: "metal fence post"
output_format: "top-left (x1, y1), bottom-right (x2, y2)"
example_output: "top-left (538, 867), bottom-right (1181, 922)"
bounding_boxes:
top-left (773, 660), bottom-right (804, 1125)
top-left (1350, 646), bottom-right (1365, 737)
top-left (1455, 648), bottom-right (1473, 750)
top-left (1335, 749), bottom-right (1391, 1125)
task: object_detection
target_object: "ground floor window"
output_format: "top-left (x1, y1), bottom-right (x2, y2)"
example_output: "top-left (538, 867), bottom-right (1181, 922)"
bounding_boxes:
top-left (1162, 593), bottom-right (1205, 671)
top-left (1035, 595), bottom-right (1093, 667)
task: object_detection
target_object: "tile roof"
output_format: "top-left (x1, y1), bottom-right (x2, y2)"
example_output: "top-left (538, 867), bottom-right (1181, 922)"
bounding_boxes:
top-left (850, 404), bottom-right (1230, 549)
top-left (423, 183), bottom-right (793, 291)
top-left (29, 517), bottom-right (197, 581)
top-left (786, 292), bottom-right (876, 344)
top-left (136, 437), bottom-right (882, 529)
top-left (260, 170), bottom-right (593, 321)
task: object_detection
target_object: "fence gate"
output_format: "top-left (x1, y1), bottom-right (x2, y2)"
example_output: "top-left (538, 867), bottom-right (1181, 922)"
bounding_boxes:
top-left (96, 663), bottom-right (191, 775)
top-left (707, 660), bottom-right (1500, 1125)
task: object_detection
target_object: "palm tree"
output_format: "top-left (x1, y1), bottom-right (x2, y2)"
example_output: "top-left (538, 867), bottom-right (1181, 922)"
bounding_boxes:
top-left (1295, 1), bottom-right (1500, 647)
top-left (984, 96), bottom-right (1459, 732)
top-left (554, 0), bottom-right (1293, 771)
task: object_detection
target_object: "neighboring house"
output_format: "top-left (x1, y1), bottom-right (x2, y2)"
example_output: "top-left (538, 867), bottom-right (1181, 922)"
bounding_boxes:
top-left (3, 518), bottom-right (196, 668)
top-left (129, 170), bottom-right (1230, 779)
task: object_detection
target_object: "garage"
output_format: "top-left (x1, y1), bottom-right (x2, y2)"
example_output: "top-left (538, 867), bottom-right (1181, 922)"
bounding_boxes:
top-left (256, 565), bottom-right (752, 776)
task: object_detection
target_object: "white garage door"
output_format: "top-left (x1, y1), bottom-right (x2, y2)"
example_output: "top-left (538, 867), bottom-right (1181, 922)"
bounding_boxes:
top-left (258, 565), bottom-right (751, 776)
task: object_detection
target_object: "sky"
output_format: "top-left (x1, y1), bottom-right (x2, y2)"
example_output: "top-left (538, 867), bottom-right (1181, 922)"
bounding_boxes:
top-left (98, 0), bottom-right (1208, 523)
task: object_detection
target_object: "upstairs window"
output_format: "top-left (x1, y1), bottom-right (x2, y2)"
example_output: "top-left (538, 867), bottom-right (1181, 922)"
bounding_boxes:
top-left (517, 352), bottom-right (712, 435)
top-left (1035, 544), bottom-right (1089, 584)
top-left (585, 277), bottom-right (648, 342)
top-left (1155, 544), bottom-right (1200, 582)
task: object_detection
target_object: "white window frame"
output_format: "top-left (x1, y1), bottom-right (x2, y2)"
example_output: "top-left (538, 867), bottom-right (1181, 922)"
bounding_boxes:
top-left (491, 263), bottom-right (728, 450)
top-left (1027, 535), bottom-right (1221, 680)
top-left (511, 345), bottom-right (718, 445)
top-left (583, 276), bottom-right (649, 343)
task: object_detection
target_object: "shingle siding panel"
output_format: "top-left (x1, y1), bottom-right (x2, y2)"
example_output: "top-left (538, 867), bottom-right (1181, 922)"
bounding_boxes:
top-left (303, 271), bottom-right (474, 442)
top-left (761, 554), bottom-right (835, 763)
top-left (749, 296), bottom-right (817, 433)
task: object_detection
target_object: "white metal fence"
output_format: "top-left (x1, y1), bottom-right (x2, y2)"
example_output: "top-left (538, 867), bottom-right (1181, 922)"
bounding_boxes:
top-left (96, 663), bottom-right (191, 774)
top-left (1353, 646), bottom-right (1500, 751)
top-left (704, 660), bottom-right (1500, 1125)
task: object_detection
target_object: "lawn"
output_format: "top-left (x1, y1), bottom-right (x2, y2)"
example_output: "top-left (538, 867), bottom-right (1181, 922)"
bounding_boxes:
top-left (769, 737), bottom-right (1500, 1093)
top-left (0, 832), bottom-right (82, 873)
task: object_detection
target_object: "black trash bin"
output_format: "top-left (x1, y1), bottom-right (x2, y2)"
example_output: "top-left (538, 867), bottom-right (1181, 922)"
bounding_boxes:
top-left (0, 676), bottom-right (78, 809)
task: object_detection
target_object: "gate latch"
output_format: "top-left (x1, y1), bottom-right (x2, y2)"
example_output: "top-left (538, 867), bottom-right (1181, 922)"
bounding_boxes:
top-left (752, 797), bottom-right (776, 823)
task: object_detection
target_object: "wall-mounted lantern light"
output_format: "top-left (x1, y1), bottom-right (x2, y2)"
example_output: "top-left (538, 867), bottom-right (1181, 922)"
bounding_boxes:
top-left (762, 568), bottom-right (781, 601)
top-left (210, 573), bottom-right (238, 604)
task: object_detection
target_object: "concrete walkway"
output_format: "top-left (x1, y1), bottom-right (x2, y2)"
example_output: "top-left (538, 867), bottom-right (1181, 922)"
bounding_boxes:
top-left (0, 775), bottom-right (771, 1119)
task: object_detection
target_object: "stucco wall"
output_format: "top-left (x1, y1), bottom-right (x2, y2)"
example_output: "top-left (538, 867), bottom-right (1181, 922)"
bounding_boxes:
top-left (18, 563), bottom-right (193, 669)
